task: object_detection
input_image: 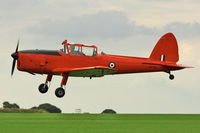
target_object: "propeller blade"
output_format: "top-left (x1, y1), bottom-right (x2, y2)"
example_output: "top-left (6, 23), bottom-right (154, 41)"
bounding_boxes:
top-left (11, 59), bottom-right (16, 76)
top-left (15, 40), bottom-right (19, 53)
top-left (11, 40), bottom-right (20, 76)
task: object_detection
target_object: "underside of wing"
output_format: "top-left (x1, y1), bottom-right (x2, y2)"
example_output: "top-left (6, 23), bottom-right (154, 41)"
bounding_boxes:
top-left (52, 66), bottom-right (117, 77)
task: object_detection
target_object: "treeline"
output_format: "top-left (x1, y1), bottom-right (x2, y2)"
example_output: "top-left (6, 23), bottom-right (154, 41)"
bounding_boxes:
top-left (1, 102), bottom-right (118, 114)
top-left (0, 108), bottom-right (47, 113)
top-left (0, 101), bottom-right (61, 113)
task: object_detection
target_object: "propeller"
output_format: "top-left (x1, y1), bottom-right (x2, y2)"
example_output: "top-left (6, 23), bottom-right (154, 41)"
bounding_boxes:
top-left (11, 40), bottom-right (19, 76)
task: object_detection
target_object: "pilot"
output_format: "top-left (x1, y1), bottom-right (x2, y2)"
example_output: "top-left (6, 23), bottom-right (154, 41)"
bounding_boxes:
top-left (69, 45), bottom-right (75, 55)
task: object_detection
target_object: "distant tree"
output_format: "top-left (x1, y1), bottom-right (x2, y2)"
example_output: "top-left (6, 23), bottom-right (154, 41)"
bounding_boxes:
top-left (12, 103), bottom-right (20, 109)
top-left (37, 103), bottom-right (61, 113)
top-left (102, 109), bottom-right (116, 114)
top-left (31, 106), bottom-right (38, 109)
top-left (3, 102), bottom-right (10, 108)
top-left (3, 101), bottom-right (20, 109)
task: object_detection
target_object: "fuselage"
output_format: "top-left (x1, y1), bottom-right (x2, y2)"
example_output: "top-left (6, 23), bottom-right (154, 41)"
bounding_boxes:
top-left (10, 34), bottom-right (190, 98)
top-left (16, 49), bottom-right (182, 77)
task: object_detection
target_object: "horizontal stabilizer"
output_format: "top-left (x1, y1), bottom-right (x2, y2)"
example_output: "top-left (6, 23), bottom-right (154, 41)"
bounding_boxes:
top-left (143, 62), bottom-right (192, 69)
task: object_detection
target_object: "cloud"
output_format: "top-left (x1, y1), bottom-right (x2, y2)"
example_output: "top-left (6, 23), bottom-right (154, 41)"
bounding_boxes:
top-left (27, 11), bottom-right (152, 39)
top-left (178, 41), bottom-right (197, 65)
top-left (26, 10), bottom-right (200, 41)
top-left (160, 22), bottom-right (200, 39)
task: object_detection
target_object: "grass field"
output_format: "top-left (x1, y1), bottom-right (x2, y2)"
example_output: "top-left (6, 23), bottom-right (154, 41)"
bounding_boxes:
top-left (0, 113), bottom-right (200, 133)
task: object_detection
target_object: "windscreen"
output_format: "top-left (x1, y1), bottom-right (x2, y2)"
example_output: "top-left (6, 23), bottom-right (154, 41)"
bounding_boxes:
top-left (82, 47), bottom-right (96, 56)
top-left (59, 45), bottom-right (67, 54)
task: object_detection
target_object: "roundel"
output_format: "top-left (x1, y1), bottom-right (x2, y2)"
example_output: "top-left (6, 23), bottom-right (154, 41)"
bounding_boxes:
top-left (109, 62), bottom-right (116, 68)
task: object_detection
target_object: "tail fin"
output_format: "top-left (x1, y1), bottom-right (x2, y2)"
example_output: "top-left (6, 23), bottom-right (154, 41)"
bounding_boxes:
top-left (149, 32), bottom-right (179, 63)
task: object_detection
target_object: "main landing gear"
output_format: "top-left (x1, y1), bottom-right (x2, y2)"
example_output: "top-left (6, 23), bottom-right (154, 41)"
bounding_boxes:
top-left (55, 87), bottom-right (65, 98)
top-left (38, 83), bottom-right (48, 93)
top-left (38, 73), bottom-right (69, 98)
top-left (165, 71), bottom-right (175, 80)
top-left (55, 73), bottom-right (69, 98)
top-left (38, 75), bottom-right (52, 93)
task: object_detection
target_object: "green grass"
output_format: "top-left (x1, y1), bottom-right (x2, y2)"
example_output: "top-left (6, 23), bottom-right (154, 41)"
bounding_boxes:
top-left (0, 113), bottom-right (200, 133)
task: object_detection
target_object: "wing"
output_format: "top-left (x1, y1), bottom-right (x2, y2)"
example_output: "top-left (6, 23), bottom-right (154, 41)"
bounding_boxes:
top-left (52, 66), bottom-right (117, 77)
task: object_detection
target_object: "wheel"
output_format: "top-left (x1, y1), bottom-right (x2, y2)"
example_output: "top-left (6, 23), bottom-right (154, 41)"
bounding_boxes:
top-left (55, 87), bottom-right (65, 98)
top-left (169, 74), bottom-right (175, 80)
top-left (38, 83), bottom-right (48, 93)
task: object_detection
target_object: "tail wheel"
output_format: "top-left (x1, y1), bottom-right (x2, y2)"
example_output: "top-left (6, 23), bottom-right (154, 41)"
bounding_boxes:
top-left (169, 74), bottom-right (175, 80)
top-left (55, 87), bottom-right (65, 98)
top-left (38, 83), bottom-right (48, 93)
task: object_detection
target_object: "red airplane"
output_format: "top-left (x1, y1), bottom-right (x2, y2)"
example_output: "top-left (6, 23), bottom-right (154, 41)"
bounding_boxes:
top-left (11, 33), bottom-right (190, 98)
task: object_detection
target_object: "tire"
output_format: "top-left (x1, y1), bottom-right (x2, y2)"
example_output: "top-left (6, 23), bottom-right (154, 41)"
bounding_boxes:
top-left (38, 83), bottom-right (48, 93)
top-left (169, 75), bottom-right (175, 80)
top-left (55, 87), bottom-right (65, 98)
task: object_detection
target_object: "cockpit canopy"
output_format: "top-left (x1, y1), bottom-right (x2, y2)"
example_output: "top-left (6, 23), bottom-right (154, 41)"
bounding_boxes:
top-left (60, 40), bottom-right (97, 57)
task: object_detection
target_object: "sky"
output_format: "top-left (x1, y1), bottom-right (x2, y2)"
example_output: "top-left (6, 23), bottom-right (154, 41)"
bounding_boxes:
top-left (0, 0), bottom-right (200, 113)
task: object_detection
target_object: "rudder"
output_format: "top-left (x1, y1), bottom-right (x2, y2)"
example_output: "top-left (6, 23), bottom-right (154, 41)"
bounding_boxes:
top-left (149, 32), bottom-right (179, 63)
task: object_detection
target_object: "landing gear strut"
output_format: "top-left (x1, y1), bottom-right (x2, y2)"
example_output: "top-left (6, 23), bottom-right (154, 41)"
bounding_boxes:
top-left (55, 73), bottom-right (69, 98)
top-left (38, 74), bottom-right (52, 94)
top-left (166, 71), bottom-right (175, 80)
